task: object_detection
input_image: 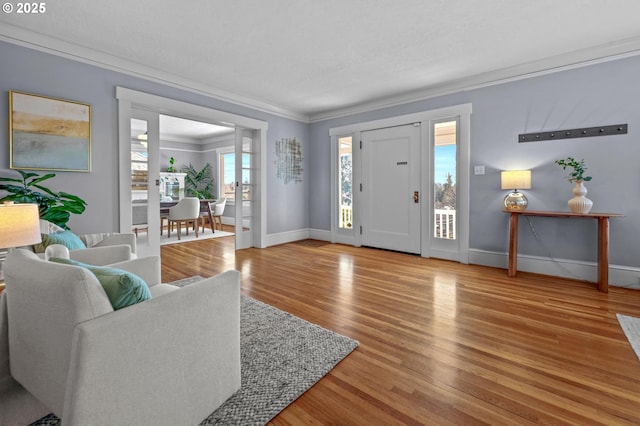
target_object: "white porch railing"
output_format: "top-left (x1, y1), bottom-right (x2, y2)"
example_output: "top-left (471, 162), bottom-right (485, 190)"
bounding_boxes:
top-left (340, 205), bottom-right (353, 229)
top-left (339, 206), bottom-right (454, 237)
top-left (434, 209), bottom-right (456, 239)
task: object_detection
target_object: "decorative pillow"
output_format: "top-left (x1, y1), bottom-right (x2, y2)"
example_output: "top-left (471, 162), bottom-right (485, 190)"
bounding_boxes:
top-left (50, 258), bottom-right (152, 310)
top-left (33, 230), bottom-right (86, 253)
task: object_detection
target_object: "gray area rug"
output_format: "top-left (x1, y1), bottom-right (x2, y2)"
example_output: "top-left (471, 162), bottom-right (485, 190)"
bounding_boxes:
top-left (31, 276), bottom-right (358, 425)
top-left (617, 313), bottom-right (640, 361)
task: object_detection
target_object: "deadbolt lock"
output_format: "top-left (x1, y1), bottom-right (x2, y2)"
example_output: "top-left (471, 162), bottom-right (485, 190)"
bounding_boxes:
top-left (413, 191), bottom-right (419, 203)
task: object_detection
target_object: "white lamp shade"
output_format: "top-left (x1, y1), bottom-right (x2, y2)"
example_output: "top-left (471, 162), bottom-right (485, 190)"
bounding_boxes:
top-left (0, 203), bottom-right (42, 249)
top-left (501, 170), bottom-right (531, 190)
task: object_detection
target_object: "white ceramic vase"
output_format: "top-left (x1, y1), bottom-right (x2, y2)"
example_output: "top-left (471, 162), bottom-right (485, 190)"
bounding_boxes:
top-left (568, 180), bottom-right (593, 214)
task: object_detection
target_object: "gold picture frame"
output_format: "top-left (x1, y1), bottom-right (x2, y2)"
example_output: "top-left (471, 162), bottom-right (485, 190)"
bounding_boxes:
top-left (9, 91), bottom-right (91, 172)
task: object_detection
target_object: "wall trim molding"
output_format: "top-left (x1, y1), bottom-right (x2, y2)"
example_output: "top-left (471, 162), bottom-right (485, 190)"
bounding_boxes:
top-left (259, 231), bottom-right (640, 290)
top-left (310, 39), bottom-right (640, 122)
top-left (264, 228), bottom-right (333, 247)
top-left (309, 229), bottom-right (332, 242)
top-left (468, 248), bottom-right (640, 290)
top-left (3, 22), bottom-right (640, 124)
top-left (0, 23), bottom-right (309, 123)
top-left (266, 229), bottom-right (311, 247)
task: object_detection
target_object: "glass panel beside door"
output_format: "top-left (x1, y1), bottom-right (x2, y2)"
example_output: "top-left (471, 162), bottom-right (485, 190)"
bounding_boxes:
top-left (433, 120), bottom-right (457, 240)
top-left (130, 111), bottom-right (160, 258)
top-left (130, 118), bottom-right (149, 238)
top-left (235, 129), bottom-right (254, 249)
top-left (338, 136), bottom-right (353, 230)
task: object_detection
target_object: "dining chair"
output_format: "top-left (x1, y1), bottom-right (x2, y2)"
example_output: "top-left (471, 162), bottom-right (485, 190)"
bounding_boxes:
top-left (197, 199), bottom-right (214, 233)
top-left (168, 197), bottom-right (200, 240)
top-left (211, 197), bottom-right (227, 231)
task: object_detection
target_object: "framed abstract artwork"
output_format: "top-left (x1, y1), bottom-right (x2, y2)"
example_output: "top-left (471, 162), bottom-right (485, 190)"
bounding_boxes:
top-left (9, 91), bottom-right (91, 172)
top-left (275, 137), bottom-right (303, 184)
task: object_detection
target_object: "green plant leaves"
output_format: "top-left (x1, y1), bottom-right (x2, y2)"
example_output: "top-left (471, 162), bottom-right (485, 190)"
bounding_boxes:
top-left (0, 170), bottom-right (87, 230)
top-left (555, 157), bottom-right (592, 182)
top-left (182, 163), bottom-right (214, 199)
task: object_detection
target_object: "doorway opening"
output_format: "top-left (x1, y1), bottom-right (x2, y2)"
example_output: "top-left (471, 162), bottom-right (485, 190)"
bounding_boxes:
top-left (329, 103), bottom-right (471, 263)
top-left (128, 114), bottom-right (237, 256)
top-left (117, 87), bottom-right (268, 257)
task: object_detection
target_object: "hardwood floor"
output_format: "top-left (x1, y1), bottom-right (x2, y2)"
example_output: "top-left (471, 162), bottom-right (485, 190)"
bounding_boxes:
top-left (161, 236), bottom-right (640, 425)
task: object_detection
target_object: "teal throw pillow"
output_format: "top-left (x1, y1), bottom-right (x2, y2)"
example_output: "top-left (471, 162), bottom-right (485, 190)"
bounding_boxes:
top-left (50, 257), bottom-right (151, 310)
top-left (33, 231), bottom-right (86, 253)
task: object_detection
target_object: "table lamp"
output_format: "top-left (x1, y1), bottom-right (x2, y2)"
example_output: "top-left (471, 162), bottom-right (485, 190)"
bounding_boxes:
top-left (501, 170), bottom-right (531, 211)
top-left (0, 202), bottom-right (42, 280)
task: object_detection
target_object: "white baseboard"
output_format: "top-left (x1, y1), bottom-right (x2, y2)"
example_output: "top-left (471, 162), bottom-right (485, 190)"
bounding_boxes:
top-left (469, 249), bottom-right (640, 289)
top-left (265, 229), bottom-right (311, 247)
top-left (309, 229), bottom-right (332, 242)
top-left (256, 233), bottom-right (640, 290)
top-left (264, 228), bottom-right (333, 247)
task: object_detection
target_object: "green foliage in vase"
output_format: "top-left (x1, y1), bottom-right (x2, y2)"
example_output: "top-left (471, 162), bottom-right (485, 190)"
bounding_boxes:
top-left (182, 163), bottom-right (215, 199)
top-left (555, 157), bottom-right (592, 182)
top-left (0, 170), bottom-right (87, 230)
top-left (167, 156), bottom-right (176, 172)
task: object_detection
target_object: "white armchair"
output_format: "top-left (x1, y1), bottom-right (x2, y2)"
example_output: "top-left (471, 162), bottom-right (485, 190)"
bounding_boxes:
top-left (0, 250), bottom-right (241, 425)
top-left (32, 220), bottom-right (137, 265)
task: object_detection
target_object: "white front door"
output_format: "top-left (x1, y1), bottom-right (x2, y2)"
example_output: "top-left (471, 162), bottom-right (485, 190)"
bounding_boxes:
top-left (361, 124), bottom-right (421, 254)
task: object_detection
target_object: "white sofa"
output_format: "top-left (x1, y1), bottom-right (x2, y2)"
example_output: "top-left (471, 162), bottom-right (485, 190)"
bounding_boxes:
top-left (0, 250), bottom-right (241, 426)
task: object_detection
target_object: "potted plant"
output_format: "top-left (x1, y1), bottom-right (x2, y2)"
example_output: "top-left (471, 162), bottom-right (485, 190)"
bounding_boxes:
top-left (554, 157), bottom-right (593, 214)
top-left (0, 170), bottom-right (87, 229)
top-left (182, 163), bottom-right (215, 199)
top-left (167, 156), bottom-right (177, 172)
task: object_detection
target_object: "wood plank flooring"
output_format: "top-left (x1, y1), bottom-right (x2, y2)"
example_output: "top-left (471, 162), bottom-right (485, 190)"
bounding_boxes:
top-left (161, 235), bottom-right (640, 425)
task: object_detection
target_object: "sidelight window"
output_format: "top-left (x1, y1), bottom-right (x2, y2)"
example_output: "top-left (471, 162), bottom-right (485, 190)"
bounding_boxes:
top-left (338, 136), bottom-right (353, 229)
top-left (433, 121), bottom-right (457, 239)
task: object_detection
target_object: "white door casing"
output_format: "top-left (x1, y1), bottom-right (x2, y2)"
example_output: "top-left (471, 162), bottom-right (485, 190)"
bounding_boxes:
top-left (329, 103), bottom-right (471, 262)
top-left (116, 87), bottom-right (268, 250)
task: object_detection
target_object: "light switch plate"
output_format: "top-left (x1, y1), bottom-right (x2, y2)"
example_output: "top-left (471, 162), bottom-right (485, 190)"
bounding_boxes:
top-left (474, 165), bottom-right (485, 175)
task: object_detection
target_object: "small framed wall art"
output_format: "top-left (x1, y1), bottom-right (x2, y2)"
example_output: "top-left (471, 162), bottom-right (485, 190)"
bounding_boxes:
top-left (9, 91), bottom-right (91, 172)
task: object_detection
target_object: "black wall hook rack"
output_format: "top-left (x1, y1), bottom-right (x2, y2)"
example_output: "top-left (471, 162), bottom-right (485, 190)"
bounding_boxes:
top-left (518, 124), bottom-right (627, 143)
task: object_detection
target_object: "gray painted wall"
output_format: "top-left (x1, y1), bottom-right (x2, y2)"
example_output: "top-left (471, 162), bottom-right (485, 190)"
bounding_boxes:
top-left (310, 55), bottom-right (640, 271)
top-left (159, 140), bottom-right (207, 173)
top-left (0, 41), bottom-right (309, 235)
top-left (2, 39), bottom-right (638, 278)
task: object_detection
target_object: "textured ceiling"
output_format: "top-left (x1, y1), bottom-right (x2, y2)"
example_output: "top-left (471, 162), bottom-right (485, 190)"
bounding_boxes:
top-left (2, 0), bottom-right (640, 121)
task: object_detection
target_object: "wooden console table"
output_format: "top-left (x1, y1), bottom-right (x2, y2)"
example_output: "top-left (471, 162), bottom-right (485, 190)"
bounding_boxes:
top-left (504, 210), bottom-right (623, 293)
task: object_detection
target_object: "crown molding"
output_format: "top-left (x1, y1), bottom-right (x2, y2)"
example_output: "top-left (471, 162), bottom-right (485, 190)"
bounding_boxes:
top-left (0, 23), bottom-right (311, 123)
top-left (309, 36), bottom-right (640, 123)
top-left (4, 22), bottom-right (640, 126)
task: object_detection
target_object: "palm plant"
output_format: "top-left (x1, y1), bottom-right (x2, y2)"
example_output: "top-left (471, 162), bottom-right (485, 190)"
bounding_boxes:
top-left (182, 163), bottom-right (215, 199)
top-left (0, 170), bottom-right (87, 229)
